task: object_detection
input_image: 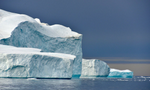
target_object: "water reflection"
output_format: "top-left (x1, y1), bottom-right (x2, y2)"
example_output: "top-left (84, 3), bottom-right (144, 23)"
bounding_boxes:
top-left (0, 78), bottom-right (81, 90)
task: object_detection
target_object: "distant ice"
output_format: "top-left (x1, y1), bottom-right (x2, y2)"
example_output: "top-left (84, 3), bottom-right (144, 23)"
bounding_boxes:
top-left (80, 59), bottom-right (110, 78)
top-left (108, 68), bottom-right (133, 78)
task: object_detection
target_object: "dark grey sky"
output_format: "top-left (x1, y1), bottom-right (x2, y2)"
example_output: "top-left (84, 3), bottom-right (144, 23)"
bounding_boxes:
top-left (0, 0), bottom-right (150, 59)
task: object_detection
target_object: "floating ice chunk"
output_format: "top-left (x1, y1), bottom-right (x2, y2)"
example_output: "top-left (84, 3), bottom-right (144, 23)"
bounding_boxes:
top-left (80, 59), bottom-right (110, 78)
top-left (27, 78), bottom-right (37, 80)
top-left (0, 9), bottom-right (82, 75)
top-left (108, 68), bottom-right (133, 78)
top-left (0, 44), bottom-right (75, 78)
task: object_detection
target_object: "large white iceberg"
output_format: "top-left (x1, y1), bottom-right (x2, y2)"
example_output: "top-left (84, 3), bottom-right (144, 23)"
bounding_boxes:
top-left (108, 68), bottom-right (133, 78)
top-left (80, 59), bottom-right (110, 78)
top-left (0, 9), bottom-right (82, 75)
top-left (0, 44), bottom-right (75, 78)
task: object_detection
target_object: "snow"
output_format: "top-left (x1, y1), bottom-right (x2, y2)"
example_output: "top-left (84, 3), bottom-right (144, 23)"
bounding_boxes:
top-left (80, 59), bottom-right (110, 78)
top-left (108, 68), bottom-right (133, 78)
top-left (34, 18), bottom-right (81, 38)
top-left (110, 68), bottom-right (132, 72)
top-left (0, 44), bottom-right (75, 78)
top-left (0, 44), bottom-right (41, 53)
top-left (43, 24), bottom-right (81, 38)
top-left (0, 44), bottom-right (76, 60)
top-left (0, 9), bottom-right (81, 40)
top-left (0, 9), bottom-right (36, 40)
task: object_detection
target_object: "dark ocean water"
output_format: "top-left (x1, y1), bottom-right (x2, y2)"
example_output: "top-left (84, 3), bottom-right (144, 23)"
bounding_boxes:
top-left (0, 76), bottom-right (150, 90)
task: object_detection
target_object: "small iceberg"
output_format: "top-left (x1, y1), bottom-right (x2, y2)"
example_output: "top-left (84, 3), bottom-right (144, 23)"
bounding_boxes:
top-left (108, 68), bottom-right (133, 78)
top-left (80, 59), bottom-right (110, 78)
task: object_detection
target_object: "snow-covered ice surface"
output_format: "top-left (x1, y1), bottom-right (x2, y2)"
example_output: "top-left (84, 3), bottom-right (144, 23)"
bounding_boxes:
top-left (0, 9), bottom-right (81, 40)
top-left (0, 44), bottom-right (75, 78)
top-left (0, 9), bottom-right (36, 40)
top-left (0, 9), bottom-right (82, 75)
top-left (108, 68), bottom-right (133, 78)
top-left (0, 44), bottom-right (76, 59)
top-left (35, 18), bottom-right (81, 38)
top-left (80, 59), bottom-right (110, 78)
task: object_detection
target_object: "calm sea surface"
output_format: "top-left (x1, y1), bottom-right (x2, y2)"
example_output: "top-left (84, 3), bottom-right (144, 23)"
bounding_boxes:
top-left (0, 76), bottom-right (149, 90)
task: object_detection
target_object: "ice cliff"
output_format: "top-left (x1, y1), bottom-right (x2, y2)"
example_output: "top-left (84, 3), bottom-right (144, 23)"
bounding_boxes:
top-left (108, 68), bottom-right (133, 78)
top-left (0, 44), bottom-right (75, 78)
top-left (80, 59), bottom-right (110, 77)
top-left (0, 9), bottom-right (82, 76)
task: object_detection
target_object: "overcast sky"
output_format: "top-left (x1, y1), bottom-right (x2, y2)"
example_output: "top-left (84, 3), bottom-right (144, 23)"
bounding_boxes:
top-left (0, 0), bottom-right (150, 59)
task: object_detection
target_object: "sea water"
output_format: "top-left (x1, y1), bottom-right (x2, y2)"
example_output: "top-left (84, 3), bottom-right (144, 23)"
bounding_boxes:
top-left (0, 76), bottom-right (149, 90)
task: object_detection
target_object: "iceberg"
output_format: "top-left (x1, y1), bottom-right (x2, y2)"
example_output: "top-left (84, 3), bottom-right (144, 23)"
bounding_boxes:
top-left (108, 68), bottom-right (133, 78)
top-left (0, 44), bottom-right (75, 78)
top-left (80, 59), bottom-right (110, 78)
top-left (0, 9), bottom-right (82, 75)
top-left (1, 9), bottom-right (131, 79)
